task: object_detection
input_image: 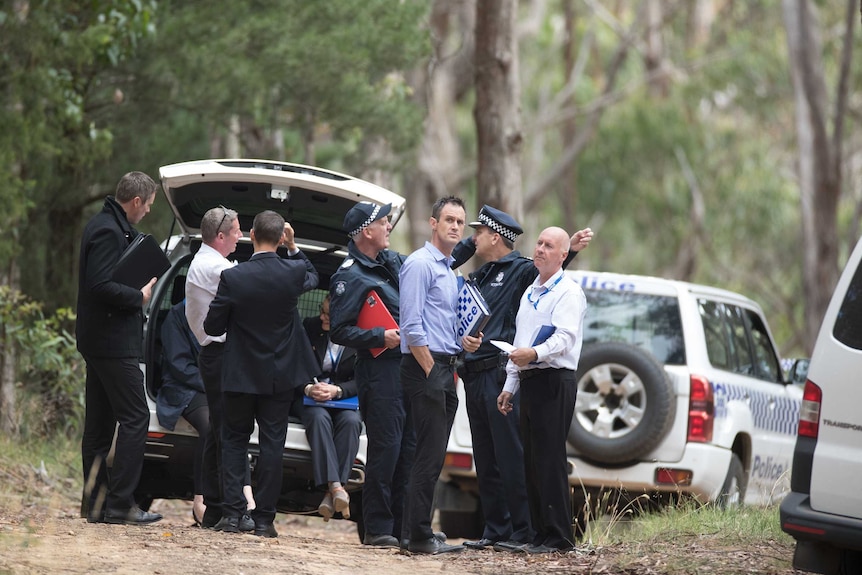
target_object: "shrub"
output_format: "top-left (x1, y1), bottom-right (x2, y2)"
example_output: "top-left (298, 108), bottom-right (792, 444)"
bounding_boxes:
top-left (0, 286), bottom-right (84, 438)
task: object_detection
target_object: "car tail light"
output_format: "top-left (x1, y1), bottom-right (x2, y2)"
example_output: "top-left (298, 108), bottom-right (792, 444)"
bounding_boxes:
top-left (798, 380), bottom-right (822, 439)
top-left (688, 374), bottom-right (714, 443)
top-left (655, 468), bottom-right (693, 486)
top-left (443, 452), bottom-right (473, 469)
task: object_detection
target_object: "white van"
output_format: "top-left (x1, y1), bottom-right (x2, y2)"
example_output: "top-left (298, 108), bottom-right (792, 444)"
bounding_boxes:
top-left (437, 271), bottom-right (804, 538)
top-left (780, 240), bottom-right (862, 574)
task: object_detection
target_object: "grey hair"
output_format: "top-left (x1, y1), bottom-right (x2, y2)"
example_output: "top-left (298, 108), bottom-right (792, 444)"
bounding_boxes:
top-left (201, 206), bottom-right (238, 243)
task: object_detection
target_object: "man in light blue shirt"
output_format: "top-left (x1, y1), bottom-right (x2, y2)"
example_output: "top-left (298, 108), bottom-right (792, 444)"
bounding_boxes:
top-left (399, 196), bottom-right (481, 555)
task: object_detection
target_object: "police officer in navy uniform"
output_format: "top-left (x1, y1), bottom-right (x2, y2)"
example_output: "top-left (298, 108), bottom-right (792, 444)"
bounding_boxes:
top-left (452, 205), bottom-right (592, 550)
top-left (328, 202), bottom-right (414, 548)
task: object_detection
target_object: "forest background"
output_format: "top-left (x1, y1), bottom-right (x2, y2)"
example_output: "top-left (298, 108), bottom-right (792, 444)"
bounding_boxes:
top-left (0, 0), bottom-right (860, 436)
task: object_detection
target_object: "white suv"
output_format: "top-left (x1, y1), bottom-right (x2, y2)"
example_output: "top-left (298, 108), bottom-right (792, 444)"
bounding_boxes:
top-left (437, 270), bottom-right (804, 537)
top-left (780, 239), bottom-right (862, 574)
top-left (133, 159), bottom-right (406, 540)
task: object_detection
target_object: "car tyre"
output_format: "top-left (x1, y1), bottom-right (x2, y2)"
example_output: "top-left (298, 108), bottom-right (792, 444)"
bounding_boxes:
top-left (569, 342), bottom-right (675, 464)
top-left (715, 453), bottom-right (746, 509)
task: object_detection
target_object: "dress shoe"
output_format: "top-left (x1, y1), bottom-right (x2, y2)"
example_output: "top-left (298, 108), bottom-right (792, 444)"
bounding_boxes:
top-left (363, 533), bottom-right (400, 548)
top-left (253, 522), bottom-right (278, 538)
top-left (408, 537), bottom-right (463, 555)
top-left (103, 506), bottom-right (163, 526)
top-left (332, 487), bottom-right (350, 519)
top-left (85, 510), bottom-right (105, 524)
top-left (239, 514), bottom-right (255, 532)
top-left (463, 538), bottom-right (497, 550)
top-left (400, 531), bottom-right (447, 550)
top-left (492, 540), bottom-right (529, 553)
top-left (213, 516), bottom-right (241, 533)
top-left (200, 507), bottom-right (222, 529)
top-left (318, 493), bottom-right (334, 522)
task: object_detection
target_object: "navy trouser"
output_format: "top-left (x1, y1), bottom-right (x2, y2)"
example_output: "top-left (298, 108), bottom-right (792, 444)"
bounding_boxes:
top-left (462, 366), bottom-right (534, 543)
top-left (355, 356), bottom-right (415, 538)
top-left (520, 368), bottom-right (577, 549)
top-left (401, 354), bottom-right (458, 542)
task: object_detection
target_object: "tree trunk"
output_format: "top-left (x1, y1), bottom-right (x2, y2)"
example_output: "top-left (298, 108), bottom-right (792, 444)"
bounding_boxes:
top-left (405, 0), bottom-right (473, 250)
top-left (782, 0), bottom-right (855, 352)
top-left (0, 260), bottom-right (20, 435)
top-left (474, 0), bottom-right (523, 219)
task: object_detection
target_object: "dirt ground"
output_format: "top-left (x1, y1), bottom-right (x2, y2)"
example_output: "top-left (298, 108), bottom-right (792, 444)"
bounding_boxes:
top-left (0, 466), bottom-right (802, 575)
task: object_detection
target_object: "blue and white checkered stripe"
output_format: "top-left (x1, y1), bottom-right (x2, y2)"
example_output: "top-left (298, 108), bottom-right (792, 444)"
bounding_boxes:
top-left (713, 380), bottom-right (799, 436)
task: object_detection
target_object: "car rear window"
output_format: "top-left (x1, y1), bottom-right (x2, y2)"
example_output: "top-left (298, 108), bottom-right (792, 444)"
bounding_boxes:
top-left (582, 290), bottom-right (685, 365)
top-left (833, 260), bottom-right (862, 350)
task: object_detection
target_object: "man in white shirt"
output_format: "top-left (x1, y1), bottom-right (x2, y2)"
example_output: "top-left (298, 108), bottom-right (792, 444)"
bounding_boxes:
top-left (184, 206), bottom-right (253, 530)
top-left (496, 227), bottom-right (587, 554)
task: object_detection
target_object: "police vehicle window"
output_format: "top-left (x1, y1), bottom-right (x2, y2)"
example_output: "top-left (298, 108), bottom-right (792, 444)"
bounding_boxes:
top-left (699, 300), bottom-right (731, 370)
top-left (744, 309), bottom-right (781, 382)
top-left (725, 305), bottom-right (755, 376)
top-left (583, 290), bottom-right (685, 365)
top-left (833, 260), bottom-right (862, 350)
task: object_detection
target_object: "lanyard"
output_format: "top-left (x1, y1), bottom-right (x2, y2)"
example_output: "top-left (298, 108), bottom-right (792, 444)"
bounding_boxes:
top-left (327, 341), bottom-right (343, 370)
top-left (527, 274), bottom-right (562, 310)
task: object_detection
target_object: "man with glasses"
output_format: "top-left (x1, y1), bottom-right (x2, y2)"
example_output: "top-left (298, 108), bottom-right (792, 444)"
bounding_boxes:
top-left (185, 206), bottom-right (255, 530)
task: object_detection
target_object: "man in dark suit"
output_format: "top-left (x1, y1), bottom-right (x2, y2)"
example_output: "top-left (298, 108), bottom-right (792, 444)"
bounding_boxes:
top-left (204, 210), bottom-right (319, 538)
top-left (76, 171), bottom-right (163, 525)
top-left (300, 295), bottom-right (362, 522)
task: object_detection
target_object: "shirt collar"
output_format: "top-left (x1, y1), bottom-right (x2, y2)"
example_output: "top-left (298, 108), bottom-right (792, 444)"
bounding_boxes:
top-left (535, 267), bottom-right (565, 289)
top-left (423, 241), bottom-right (452, 266)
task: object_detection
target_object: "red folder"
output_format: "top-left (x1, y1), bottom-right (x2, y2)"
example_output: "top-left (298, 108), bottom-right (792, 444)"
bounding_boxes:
top-left (356, 290), bottom-right (399, 358)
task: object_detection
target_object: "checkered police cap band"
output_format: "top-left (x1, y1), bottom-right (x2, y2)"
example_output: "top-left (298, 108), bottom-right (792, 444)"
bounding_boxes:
top-left (479, 212), bottom-right (519, 242)
top-left (348, 204), bottom-right (382, 238)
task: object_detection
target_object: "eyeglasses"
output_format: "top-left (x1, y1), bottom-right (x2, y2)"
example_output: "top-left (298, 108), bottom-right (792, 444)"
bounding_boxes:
top-left (319, 305), bottom-right (330, 317)
top-left (216, 207), bottom-right (229, 235)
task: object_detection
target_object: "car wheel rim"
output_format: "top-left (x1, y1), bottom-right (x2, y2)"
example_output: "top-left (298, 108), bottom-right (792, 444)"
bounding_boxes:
top-left (576, 362), bottom-right (647, 439)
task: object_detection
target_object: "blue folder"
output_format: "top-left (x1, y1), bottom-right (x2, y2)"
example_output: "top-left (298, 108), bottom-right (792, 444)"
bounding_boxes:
top-left (302, 395), bottom-right (359, 410)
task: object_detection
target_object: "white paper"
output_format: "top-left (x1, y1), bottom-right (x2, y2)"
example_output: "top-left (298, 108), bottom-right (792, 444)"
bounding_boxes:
top-left (490, 340), bottom-right (515, 354)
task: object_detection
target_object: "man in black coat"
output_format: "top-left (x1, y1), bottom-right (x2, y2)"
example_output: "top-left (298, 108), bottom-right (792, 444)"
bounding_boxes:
top-left (204, 210), bottom-right (318, 538)
top-left (76, 171), bottom-right (163, 525)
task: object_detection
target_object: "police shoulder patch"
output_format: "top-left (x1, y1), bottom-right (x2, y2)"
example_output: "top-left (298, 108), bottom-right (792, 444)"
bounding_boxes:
top-left (340, 258), bottom-right (354, 269)
top-left (334, 281), bottom-right (347, 296)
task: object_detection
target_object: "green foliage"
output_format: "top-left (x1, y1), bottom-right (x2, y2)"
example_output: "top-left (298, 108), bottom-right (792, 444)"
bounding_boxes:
top-left (0, 287), bottom-right (84, 438)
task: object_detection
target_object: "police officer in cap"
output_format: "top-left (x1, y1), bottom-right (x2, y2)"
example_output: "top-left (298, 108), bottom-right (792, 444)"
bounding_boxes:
top-left (328, 201), bottom-right (409, 548)
top-left (452, 205), bottom-right (592, 551)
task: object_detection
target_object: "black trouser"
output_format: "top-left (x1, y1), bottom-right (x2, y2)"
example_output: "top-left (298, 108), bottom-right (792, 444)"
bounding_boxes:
top-left (198, 343), bottom-right (227, 517)
top-left (401, 353), bottom-right (458, 542)
top-left (80, 355), bottom-right (149, 516)
top-left (462, 366), bottom-right (533, 543)
top-left (355, 356), bottom-right (415, 539)
top-left (302, 404), bottom-right (363, 487)
top-left (519, 368), bottom-right (577, 549)
top-left (221, 391), bottom-right (292, 525)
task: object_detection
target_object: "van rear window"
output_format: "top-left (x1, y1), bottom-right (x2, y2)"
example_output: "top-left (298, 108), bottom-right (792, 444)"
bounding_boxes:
top-left (833, 262), bottom-right (862, 350)
top-left (582, 290), bottom-right (685, 365)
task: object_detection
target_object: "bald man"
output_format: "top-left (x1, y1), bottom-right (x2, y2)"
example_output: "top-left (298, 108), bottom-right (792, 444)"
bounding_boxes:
top-left (496, 227), bottom-right (588, 554)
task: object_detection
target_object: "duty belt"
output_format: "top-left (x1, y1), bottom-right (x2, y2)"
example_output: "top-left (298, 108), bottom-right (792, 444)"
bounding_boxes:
top-left (462, 356), bottom-right (502, 374)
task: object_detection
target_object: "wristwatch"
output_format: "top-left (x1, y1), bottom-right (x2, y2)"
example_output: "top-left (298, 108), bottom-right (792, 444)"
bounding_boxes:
top-left (335, 386), bottom-right (343, 400)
